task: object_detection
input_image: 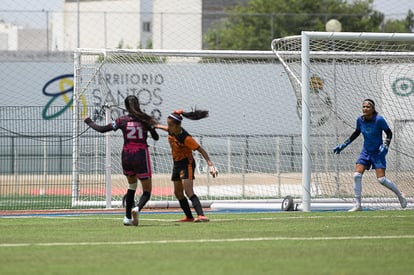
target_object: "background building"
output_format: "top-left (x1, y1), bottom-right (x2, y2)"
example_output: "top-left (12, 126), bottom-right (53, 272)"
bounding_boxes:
top-left (0, 19), bottom-right (50, 51)
top-left (0, 0), bottom-right (412, 51)
top-left (0, 0), bottom-right (250, 51)
top-left (58, 0), bottom-right (146, 50)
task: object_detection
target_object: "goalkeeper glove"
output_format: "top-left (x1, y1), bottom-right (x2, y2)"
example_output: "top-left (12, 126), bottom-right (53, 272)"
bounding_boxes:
top-left (379, 138), bottom-right (391, 156)
top-left (208, 165), bottom-right (218, 178)
top-left (378, 144), bottom-right (388, 156)
top-left (333, 139), bottom-right (351, 154)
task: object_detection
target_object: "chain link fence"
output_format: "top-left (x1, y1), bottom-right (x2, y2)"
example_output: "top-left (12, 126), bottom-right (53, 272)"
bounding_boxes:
top-left (0, 0), bottom-right (412, 52)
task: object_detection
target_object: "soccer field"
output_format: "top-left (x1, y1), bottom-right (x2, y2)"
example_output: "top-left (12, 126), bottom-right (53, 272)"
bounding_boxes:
top-left (0, 210), bottom-right (413, 275)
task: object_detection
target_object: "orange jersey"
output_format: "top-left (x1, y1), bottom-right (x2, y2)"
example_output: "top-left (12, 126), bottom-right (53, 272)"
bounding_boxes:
top-left (168, 128), bottom-right (200, 162)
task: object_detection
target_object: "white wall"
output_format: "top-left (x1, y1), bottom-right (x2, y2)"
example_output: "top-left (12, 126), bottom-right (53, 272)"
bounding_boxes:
top-left (153, 0), bottom-right (202, 50)
top-left (50, 11), bottom-right (64, 51)
top-left (0, 22), bottom-right (20, 50)
top-left (62, 0), bottom-right (142, 50)
top-left (140, 0), bottom-right (152, 48)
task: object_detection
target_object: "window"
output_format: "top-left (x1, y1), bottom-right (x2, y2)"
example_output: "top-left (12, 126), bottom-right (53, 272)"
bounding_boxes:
top-left (142, 22), bottom-right (151, 32)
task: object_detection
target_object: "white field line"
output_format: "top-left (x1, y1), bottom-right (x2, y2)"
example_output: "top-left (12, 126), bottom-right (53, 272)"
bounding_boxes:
top-left (1, 214), bottom-right (411, 222)
top-left (1, 235), bottom-right (414, 248)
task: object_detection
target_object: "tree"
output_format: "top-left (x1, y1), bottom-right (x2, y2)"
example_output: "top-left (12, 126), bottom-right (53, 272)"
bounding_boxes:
top-left (383, 19), bottom-right (409, 33)
top-left (381, 9), bottom-right (414, 33)
top-left (404, 9), bottom-right (414, 32)
top-left (204, 0), bottom-right (385, 50)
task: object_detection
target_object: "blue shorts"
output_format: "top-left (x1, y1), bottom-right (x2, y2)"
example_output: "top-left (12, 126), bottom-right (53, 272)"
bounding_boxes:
top-left (356, 150), bottom-right (386, 170)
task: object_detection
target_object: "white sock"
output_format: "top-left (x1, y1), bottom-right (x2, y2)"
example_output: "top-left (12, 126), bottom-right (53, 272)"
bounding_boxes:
top-left (377, 177), bottom-right (402, 197)
top-left (353, 172), bottom-right (362, 205)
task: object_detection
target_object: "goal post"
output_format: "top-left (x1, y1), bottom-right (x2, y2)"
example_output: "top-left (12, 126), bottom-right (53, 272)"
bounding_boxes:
top-left (272, 31), bottom-right (414, 211)
top-left (72, 49), bottom-right (307, 210)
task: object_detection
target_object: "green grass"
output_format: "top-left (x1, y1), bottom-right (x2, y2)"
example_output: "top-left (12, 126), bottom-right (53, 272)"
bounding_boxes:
top-left (0, 195), bottom-right (73, 210)
top-left (0, 210), bottom-right (413, 275)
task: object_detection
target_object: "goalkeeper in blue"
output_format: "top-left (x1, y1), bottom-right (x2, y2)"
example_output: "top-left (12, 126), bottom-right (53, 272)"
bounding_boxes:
top-left (333, 99), bottom-right (407, 212)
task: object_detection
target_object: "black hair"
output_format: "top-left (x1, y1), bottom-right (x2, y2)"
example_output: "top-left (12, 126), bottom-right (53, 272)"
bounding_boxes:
top-left (124, 95), bottom-right (157, 126)
top-left (168, 108), bottom-right (209, 124)
top-left (363, 98), bottom-right (378, 114)
top-left (363, 99), bottom-right (375, 107)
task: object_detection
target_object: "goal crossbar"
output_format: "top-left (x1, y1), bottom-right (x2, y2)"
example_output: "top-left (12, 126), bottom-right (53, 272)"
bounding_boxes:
top-left (75, 48), bottom-right (276, 59)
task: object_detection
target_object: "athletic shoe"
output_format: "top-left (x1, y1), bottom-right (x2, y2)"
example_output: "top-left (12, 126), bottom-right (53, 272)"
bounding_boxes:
top-left (398, 196), bottom-right (407, 209)
top-left (123, 216), bottom-right (133, 226)
top-left (194, 215), bottom-right (210, 222)
top-left (176, 216), bottom-right (195, 222)
top-left (131, 206), bottom-right (139, 226)
top-left (348, 205), bottom-right (362, 212)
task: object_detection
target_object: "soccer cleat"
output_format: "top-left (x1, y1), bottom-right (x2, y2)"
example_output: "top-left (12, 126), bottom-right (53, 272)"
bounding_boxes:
top-left (194, 215), bottom-right (210, 222)
top-left (398, 196), bottom-right (407, 209)
top-left (131, 206), bottom-right (139, 226)
top-left (176, 216), bottom-right (195, 222)
top-left (348, 205), bottom-right (362, 212)
top-left (123, 216), bottom-right (133, 226)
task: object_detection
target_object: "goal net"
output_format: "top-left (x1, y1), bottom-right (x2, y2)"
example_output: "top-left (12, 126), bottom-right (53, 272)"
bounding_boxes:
top-left (272, 32), bottom-right (414, 211)
top-left (72, 49), bottom-right (305, 210)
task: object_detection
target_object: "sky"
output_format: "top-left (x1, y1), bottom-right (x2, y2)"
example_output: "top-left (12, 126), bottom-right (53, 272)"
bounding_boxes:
top-left (372, 0), bottom-right (414, 19)
top-left (0, 0), bottom-right (62, 12)
top-left (0, 0), bottom-right (412, 28)
top-left (0, 0), bottom-right (62, 27)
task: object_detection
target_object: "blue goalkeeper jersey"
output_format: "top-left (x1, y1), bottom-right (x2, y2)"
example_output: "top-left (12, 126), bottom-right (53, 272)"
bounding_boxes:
top-left (356, 114), bottom-right (390, 153)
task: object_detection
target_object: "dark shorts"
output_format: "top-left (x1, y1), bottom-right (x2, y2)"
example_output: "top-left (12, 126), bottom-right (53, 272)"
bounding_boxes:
top-left (171, 158), bottom-right (195, 181)
top-left (356, 149), bottom-right (386, 170)
top-left (121, 146), bottom-right (151, 179)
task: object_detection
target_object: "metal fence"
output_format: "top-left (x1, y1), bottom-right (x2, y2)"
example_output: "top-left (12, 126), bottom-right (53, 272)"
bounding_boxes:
top-left (0, 8), bottom-right (410, 52)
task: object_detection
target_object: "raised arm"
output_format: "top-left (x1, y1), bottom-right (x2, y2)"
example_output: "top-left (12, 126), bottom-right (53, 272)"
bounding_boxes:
top-left (333, 129), bottom-right (361, 154)
top-left (84, 117), bottom-right (113, 133)
top-left (154, 123), bottom-right (168, 132)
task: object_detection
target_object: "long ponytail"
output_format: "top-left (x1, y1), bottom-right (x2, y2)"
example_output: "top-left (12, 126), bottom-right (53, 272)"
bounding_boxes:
top-left (124, 95), bottom-right (157, 126)
top-left (168, 108), bottom-right (209, 123)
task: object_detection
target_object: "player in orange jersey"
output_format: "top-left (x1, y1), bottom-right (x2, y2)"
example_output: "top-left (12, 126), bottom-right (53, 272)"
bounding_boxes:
top-left (156, 109), bottom-right (218, 222)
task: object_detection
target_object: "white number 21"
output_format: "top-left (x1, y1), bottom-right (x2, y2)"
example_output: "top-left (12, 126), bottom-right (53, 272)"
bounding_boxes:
top-left (126, 123), bottom-right (144, 140)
